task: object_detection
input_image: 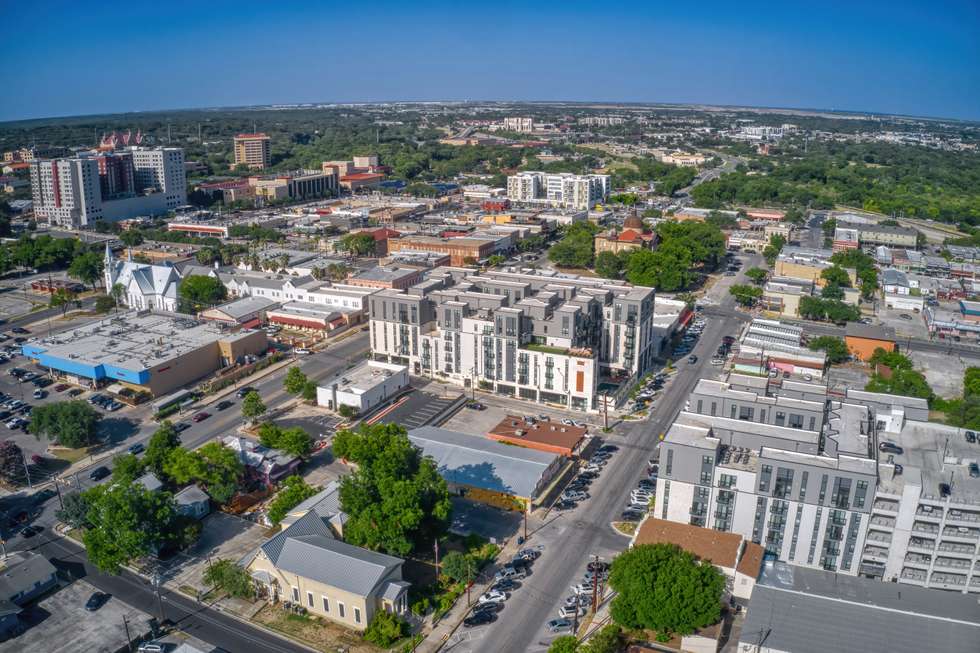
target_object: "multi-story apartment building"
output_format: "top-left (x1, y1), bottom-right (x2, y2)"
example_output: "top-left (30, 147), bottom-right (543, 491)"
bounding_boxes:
top-left (233, 133), bottom-right (272, 169)
top-left (502, 117), bottom-right (534, 133)
top-left (656, 368), bottom-right (980, 593)
top-left (30, 147), bottom-right (186, 228)
top-left (507, 172), bottom-right (611, 211)
top-left (368, 268), bottom-right (657, 413)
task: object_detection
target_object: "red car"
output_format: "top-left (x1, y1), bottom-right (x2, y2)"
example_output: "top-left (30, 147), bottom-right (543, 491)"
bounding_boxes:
top-left (192, 411), bottom-right (211, 422)
top-left (55, 383), bottom-right (70, 392)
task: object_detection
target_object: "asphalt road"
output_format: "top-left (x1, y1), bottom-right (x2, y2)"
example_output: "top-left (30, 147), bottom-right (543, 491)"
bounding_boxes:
top-left (461, 261), bottom-right (750, 652)
top-left (31, 535), bottom-right (311, 653)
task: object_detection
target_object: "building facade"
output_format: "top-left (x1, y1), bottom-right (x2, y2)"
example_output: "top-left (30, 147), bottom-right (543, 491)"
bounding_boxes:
top-left (234, 133), bottom-right (271, 169)
top-left (30, 147), bottom-right (186, 228)
top-left (368, 267), bottom-right (657, 412)
top-left (507, 172), bottom-right (611, 210)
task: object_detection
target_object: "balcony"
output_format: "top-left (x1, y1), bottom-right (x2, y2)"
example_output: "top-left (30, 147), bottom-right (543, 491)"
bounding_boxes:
top-left (907, 537), bottom-right (935, 553)
top-left (899, 569), bottom-right (928, 586)
top-left (865, 531), bottom-right (892, 544)
top-left (862, 546), bottom-right (889, 561)
top-left (933, 557), bottom-right (972, 571)
top-left (945, 509), bottom-right (980, 526)
top-left (929, 572), bottom-right (968, 588)
top-left (914, 507), bottom-right (942, 523)
top-left (870, 516), bottom-right (896, 530)
top-left (941, 527), bottom-right (980, 543)
top-left (912, 522), bottom-right (940, 535)
top-left (937, 542), bottom-right (976, 557)
top-left (903, 553), bottom-right (931, 569)
top-left (872, 500), bottom-right (899, 513)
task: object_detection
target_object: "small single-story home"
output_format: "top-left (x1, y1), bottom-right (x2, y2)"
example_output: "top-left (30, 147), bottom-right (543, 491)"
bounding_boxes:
top-left (223, 436), bottom-right (300, 486)
top-left (0, 552), bottom-right (58, 608)
top-left (175, 484), bottom-right (211, 520)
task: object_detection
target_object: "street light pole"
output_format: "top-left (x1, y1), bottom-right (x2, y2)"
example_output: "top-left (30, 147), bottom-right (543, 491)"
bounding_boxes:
top-left (20, 452), bottom-right (32, 490)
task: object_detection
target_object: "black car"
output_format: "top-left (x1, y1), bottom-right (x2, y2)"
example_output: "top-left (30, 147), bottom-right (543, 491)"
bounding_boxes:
top-left (236, 387), bottom-right (256, 398)
top-left (492, 578), bottom-right (519, 592)
top-left (89, 466), bottom-right (111, 481)
top-left (879, 442), bottom-right (904, 455)
top-left (553, 500), bottom-right (575, 511)
top-left (11, 327), bottom-right (29, 335)
top-left (940, 482), bottom-right (952, 498)
top-left (587, 560), bottom-right (610, 572)
top-left (463, 610), bottom-right (496, 627)
top-left (471, 600), bottom-right (502, 613)
top-left (216, 400), bottom-right (234, 411)
top-left (688, 355), bottom-right (698, 364)
top-left (621, 509), bottom-right (644, 521)
top-left (966, 430), bottom-right (977, 444)
top-left (85, 592), bottom-right (110, 611)
top-left (20, 525), bottom-right (42, 538)
top-left (970, 463), bottom-right (980, 478)
top-left (67, 388), bottom-right (83, 397)
top-left (465, 401), bottom-right (487, 410)
top-left (173, 422), bottom-right (192, 432)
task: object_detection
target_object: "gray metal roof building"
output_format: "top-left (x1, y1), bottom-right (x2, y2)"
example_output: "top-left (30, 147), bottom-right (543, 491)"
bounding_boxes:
top-left (740, 562), bottom-right (980, 653)
top-left (408, 426), bottom-right (562, 501)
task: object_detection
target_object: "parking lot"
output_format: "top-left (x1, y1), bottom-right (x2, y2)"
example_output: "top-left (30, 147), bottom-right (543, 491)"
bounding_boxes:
top-left (372, 387), bottom-right (462, 430)
top-left (0, 579), bottom-right (149, 653)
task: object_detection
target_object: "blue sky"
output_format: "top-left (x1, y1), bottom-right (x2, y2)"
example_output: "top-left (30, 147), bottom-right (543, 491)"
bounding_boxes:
top-left (2, 0), bottom-right (978, 122)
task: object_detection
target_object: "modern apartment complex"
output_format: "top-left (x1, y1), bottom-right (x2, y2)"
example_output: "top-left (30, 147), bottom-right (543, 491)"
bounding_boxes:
top-left (656, 361), bottom-right (980, 593)
top-left (507, 172), bottom-right (611, 211)
top-left (502, 117), bottom-right (534, 133)
top-left (233, 133), bottom-right (272, 169)
top-left (367, 267), bottom-right (657, 412)
top-left (30, 147), bottom-right (186, 227)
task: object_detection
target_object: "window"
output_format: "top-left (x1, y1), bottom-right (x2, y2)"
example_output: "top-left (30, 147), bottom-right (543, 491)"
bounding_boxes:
top-left (710, 402), bottom-right (717, 416)
top-left (354, 607), bottom-right (361, 624)
top-left (799, 471), bottom-right (809, 501)
top-left (788, 414), bottom-right (804, 429)
top-left (759, 464), bottom-right (773, 492)
top-left (665, 449), bottom-right (673, 476)
top-left (292, 587), bottom-right (299, 602)
top-left (697, 399), bottom-right (703, 413)
top-left (730, 405), bottom-right (737, 419)
top-left (307, 592), bottom-right (314, 608)
top-left (855, 480), bottom-right (869, 509)
top-left (808, 416), bottom-right (816, 431)
top-left (322, 596), bottom-right (330, 612)
top-left (818, 474), bottom-right (829, 504)
top-left (338, 602), bottom-right (345, 618)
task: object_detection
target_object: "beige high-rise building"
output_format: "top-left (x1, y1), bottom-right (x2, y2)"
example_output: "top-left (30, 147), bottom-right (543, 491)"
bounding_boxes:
top-left (233, 133), bottom-right (271, 170)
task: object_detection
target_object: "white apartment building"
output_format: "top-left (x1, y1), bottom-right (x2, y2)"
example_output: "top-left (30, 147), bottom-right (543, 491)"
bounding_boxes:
top-left (507, 172), bottom-right (611, 211)
top-left (30, 147), bottom-right (187, 228)
top-left (656, 368), bottom-right (980, 594)
top-left (502, 117), bottom-right (534, 133)
top-left (368, 267), bottom-right (657, 413)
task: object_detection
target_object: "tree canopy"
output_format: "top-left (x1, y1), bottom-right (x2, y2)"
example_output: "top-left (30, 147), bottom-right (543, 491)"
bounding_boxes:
top-left (549, 222), bottom-right (599, 268)
top-left (241, 391), bottom-right (267, 421)
top-left (608, 543), bottom-right (725, 637)
top-left (808, 336), bottom-right (850, 364)
top-left (729, 284), bottom-right (763, 307)
top-left (333, 423), bottom-right (452, 556)
top-left (29, 400), bottom-right (101, 449)
top-left (67, 250), bottom-right (104, 290)
top-left (267, 475), bottom-right (321, 525)
top-left (258, 422), bottom-right (314, 458)
top-left (178, 274), bottom-right (227, 313)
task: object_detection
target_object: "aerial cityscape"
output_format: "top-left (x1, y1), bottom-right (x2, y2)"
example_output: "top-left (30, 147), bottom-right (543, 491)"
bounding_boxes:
top-left (1, 3), bottom-right (979, 653)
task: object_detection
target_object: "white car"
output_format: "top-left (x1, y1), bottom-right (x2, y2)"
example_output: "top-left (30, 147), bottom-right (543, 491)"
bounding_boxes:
top-left (558, 604), bottom-right (587, 619)
top-left (570, 583), bottom-right (593, 595)
top-left (478, 590), bottom-right (507, 604)
top-left (294, 348), bottom-right (311, 355)
top-left (563, 594), bottom-right (590, 608)
top-left (562, 490), bottom-right (587, 502)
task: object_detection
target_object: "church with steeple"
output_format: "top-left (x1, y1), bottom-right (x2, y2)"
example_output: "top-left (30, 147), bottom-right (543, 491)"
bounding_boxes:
top-left (104, 242), bottom-right (183, 312)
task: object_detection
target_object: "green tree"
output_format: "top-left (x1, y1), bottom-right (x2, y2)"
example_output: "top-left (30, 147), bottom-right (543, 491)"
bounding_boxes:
top-left (808, 336), bottom-right (850, 364)
top-left (257, 423), bottom-right (314, 458)
top-left (194, 442), bottom-right (244, 505)
top-left (119, 230), bottom-right (144, 249)
top-left (267, 475), bottom-right (321, 525)
top-left (549, 222), bottom-right (599, 268)
top-left (29, 400), bottom-right (101, 448)
top-left (548, 636), bottom-right (581, 653)
top-left (608, 543), bottom-right (725, 637)
top-left (594, 251), bottom-right (625, 279)
top-left (580, 625), bottom-right (622, 653)
top-left (241, 391), bottom-right (267, 422)
top-left (486, 254), bottom-right (506, 267)
top-left (94, 294), bottom-right (116, 313)
top-left (82, 481), bottom-right (180, 573)
top-left (340, 233), bottom-right (376, 257)
top-left (762, 234), bottom-right (786, 267)
top-left (112, 453), bottom-right (146, 483)
top-left (49, 287), bottom-right (80, 316)
top-left (625, 241), bottom-right (695, 291)
top-left (110, 282), bottom-right (125, 312)
top-left (441, 551), bottom-right (476, 584)
top-left (67, 250), bottom-right (104, 290)
top-left (56, 491), bottom-right (90, 529)
top-left (301, 381), bottom-right (318, 402)
top-left (729, 284), bottom-right (763, 307)
top-left (283, 367), bottom-right (309, 395)
top-left (202, 558), bottom-right (255, 599)
top-left (144, 422), bottom-right (182, 477)
top-left (178, 275), bottom-right (227, 313)
top-left (820, 265), bottom-right (852, 288)
top-left (364, 610), bottom-right (407, 647)
top-left (334, 423), bottom-right (452, 556)
top-left (744, 267), bottom-right (768, 285)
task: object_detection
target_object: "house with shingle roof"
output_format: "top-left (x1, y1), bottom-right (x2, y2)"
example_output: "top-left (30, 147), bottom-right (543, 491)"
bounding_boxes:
top-left (243, 492), bottom-right (408, 631)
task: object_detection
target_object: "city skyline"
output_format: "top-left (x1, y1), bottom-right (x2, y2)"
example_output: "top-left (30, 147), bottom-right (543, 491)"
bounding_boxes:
top-left (2, 0), bottom-right (978, 123)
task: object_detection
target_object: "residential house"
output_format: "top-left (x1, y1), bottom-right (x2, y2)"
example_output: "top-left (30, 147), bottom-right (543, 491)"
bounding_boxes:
top-left (245, 510), bottom-right (409, 631)
top-left (175, 484), bottom-right (211, 520)
top-left (0, 552), bottom-right (58, 608)
top-left (223, 436), bottom-right (300, 486)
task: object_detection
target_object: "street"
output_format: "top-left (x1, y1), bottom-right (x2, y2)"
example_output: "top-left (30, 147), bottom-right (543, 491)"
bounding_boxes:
top-left (456, 259), bottom-right (750, 652)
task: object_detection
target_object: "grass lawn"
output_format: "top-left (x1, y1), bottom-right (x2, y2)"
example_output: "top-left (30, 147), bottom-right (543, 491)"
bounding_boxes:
top-left (50, 447), bottom-right (91, 464)
top-left (253, 604), bottom-right (378, 653)
top-left (612, 521), bottom-right (638, 536)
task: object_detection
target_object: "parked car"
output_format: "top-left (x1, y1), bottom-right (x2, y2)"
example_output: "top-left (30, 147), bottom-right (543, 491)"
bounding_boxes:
top-left (558, 604), bottom-right (586, 619)
top-left (621, 509), bottom-right (645, 521)
top-left (465, 401), bottom-right (487, 410)
top-left (563, 594), bottom-right (590, 608)
top-left (192, 411), bottom-right (211, 422)
top-left (516, 547), bottom-right (541, 561)
top-left (562, 490), bottom-right (587, 502)
top-left (68, 388), bottom-right (83, 397)
top-left (106, 401), bottom-right (123, 412)
top-left (236, 386), bottom-right (256, 398)
top-left (899, 314), bottom-right (913, 320)
top-left (965, 430), bottom-right (977, 444)
top-left (969, 463), bottom-right (980, 478)
top-left (548, 618), bottom-right (573, 634)
top-left (492, 578), bottom-right (519, 592)
top-left (19, 525), bottom-right (42, 538)
top-left (89, 466), bottom-right (111, 481)
top-left (495, 565), bottom-right (526, 581)
top-left (216, 400), bottom-right (234, 411)
top-left (688, 355), bottom-right (698, 364)
top-left (463, 611), bottom-right (495, 627)
top-left (587, 560), bottom-right (610, 573)
top-left (570, 583), bottom-right (593, 595)
top-left (478, 590), bottom-right (507, 604)
top-left (128, 443), bottom-right (145, 455)
top-left (293, 348), bottom-right (311, 355)
top-left (85, 592), bottom-right (110, 611)
top-left (32, 389), bottom-right (46, 400)
top-left (10, 327), bottom-right (29, 334)
top-left (55, 383), bottom-right (70, 392)
top-left (879, 442), bottom-right (904, 455)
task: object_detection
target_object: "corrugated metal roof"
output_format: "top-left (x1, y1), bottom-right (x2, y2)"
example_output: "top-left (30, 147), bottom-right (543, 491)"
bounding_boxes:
top-left (274, 535), bottom-right (402, 597)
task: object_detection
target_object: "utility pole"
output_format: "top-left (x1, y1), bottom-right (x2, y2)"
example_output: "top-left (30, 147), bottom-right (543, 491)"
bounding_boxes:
top-left (523, 509), bottom-right (527, 543)
top-left (590, 555), bottom-right (600, 614)
top-left (54, 478), bottom-right (64, 510)
top-left (433, 539), bottom-right (440, 576)
top-left (152, 574), bottom-right (165, 622)
top-left (20, 452), bottom-right (32, 489)
top-left (602, 393), bottom-right (609, 430)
